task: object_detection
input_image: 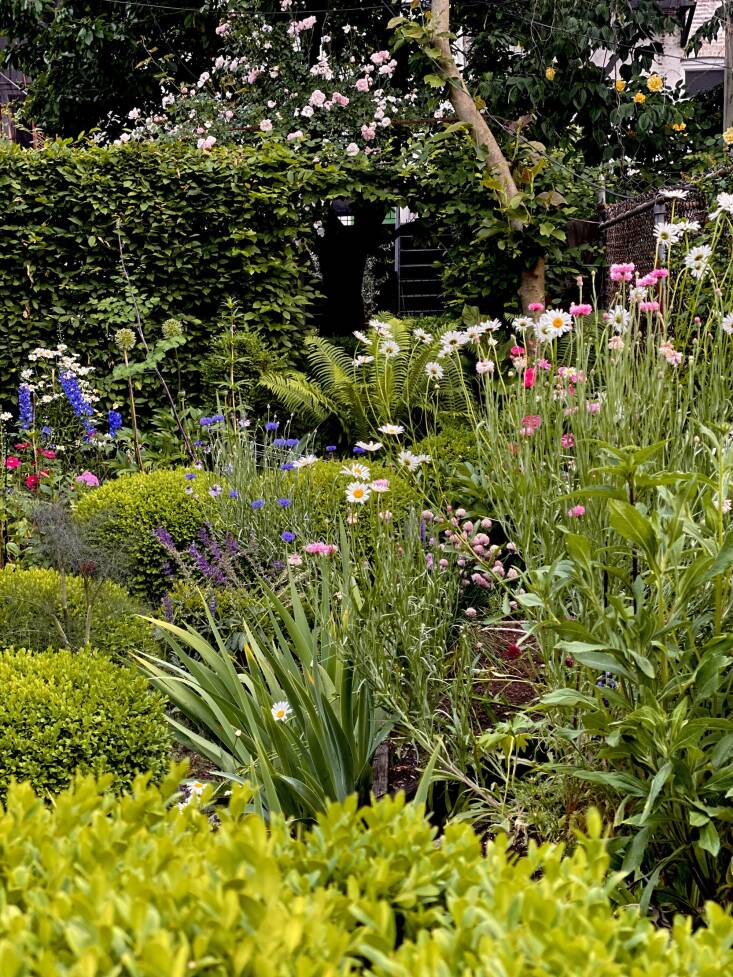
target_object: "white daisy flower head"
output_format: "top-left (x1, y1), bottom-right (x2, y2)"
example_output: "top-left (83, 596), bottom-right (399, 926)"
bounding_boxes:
top-left (341, 462), bottom-right (370, 481)
top-left (512, 315), bottom-right (534, 332)
top-left (628, 286), bottom-right (647, 303)
top-left (413, 327), bottom-right (433, 344)
top-left (710, 192), bottom-right (733, 219)
top-left (653, 222), bottom-right (684, 246)
top-left (354, 354), bottom-right (374, 366)
top-left (475, 359), bottom-right (495, 375)
top-left (353, 330), bottom-right (369, 343)
top-left (674, 218), bottom-right (700, 234)
top-left (684, 244), bottom-right (712, 279)
top-left (661, 189), bottom-right (688, 200)
top-left (721, 312), bottom-right (733, 335)
top-left (478, 318), bottom-right (501, 333)
top-left (293, 454), bottom-right (319, 468)
top-left (370, 318), bottom-right (393, 337)
top-left (464, 324), bottom-right (486, 344)
top-left (397, 449), bottom-right (420, 470)
top-left (537, 309), bottom-right (573, 341)
top-left (378, 423), bottom-right (404, 435)
top-left (379, 339), bottom-right (400, 358)
top-left (355, 440), bottom-right (382, 452)
top-left (271, 700), bottom-right (292, 722)
top-left (438, 330), bottom-right (468, 355)
top-left (346, 480), bottom-right (372, 504)
top-left (609, 305), bottom-right (631, 333)
top-left (425, 361), bottom-right (444, 380)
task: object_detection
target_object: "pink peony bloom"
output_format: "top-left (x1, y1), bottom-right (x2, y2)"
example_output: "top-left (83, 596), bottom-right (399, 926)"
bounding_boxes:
top-left (75, 471), bottom-right (100, 487)
top-left (361, 124), bottom-right (376, 141)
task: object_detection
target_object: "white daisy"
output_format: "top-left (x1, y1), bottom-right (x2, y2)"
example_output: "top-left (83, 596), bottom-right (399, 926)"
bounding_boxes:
top-left (425, 361), bottom-right (444, 380)
top-left (341, 462), bottom-right (371, 480)
top-left (710, 192), bottom-right (733, 219)
top-left (661, 189), bottom-right (688, 200)
top-left (684, 244), bottom-right (712, 279)
top-left (293, 454), bottom-right (318, 468)
top-left (354, 355), bottom-right (374, 366)
top-left (378, 423), bottom-right (404, 435)
top-left (379, 339), bottom-right (400, 358)
top-left (674, 218), bottom-right (700, 234)
top-left (512, 315), bottom-right (534, 332)
top-left (370, 318), bottom-right (393, 337)
top-left (271, 700), bottom-right (292, 722)
top-left (353, 330), bottom-right (369, 343)
top-left (653, 222), bottom-right (684, 246)
top-left (413, 327), bottom-right (433, 344)
top-left (355, 440), bottom-right (382, 452)
top-left (478, 318), bottom-right (502, 332)
top-left (721, 312), bottom-right (733, 335)
top-left (345, 481), bottom-right (372, 504)
top-left (397, 449), bottom-right (421, 470)
top-left (464, 324), bottom-right (485, 344)
top-left (438, 330), bottom-right (468, 356)
top-left (537, 309), bottom-right (573, 340)
top-left (608, 306), bottom-right (631, 333)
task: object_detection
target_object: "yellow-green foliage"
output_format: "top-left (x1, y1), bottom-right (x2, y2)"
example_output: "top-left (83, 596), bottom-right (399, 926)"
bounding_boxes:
top-left (74, 469), bottom-right (218, 600)
top-left (0, 776), bottom-right (731, 975)
top-left (0, 565), bottom-right (156, 658)
top-left (0, 648), bottom-right (170, 798)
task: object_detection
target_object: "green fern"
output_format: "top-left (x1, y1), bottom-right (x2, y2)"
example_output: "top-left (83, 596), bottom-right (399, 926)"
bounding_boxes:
top-left (260, 315), bottom-right (471, 437)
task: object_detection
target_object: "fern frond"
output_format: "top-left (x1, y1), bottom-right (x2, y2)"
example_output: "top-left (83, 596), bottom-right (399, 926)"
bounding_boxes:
top-left (259, 371), bottom-right (341, 426)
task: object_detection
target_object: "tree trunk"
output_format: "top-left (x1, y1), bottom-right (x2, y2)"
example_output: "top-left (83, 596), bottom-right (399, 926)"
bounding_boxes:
top-left (430, 0), bottom-right (545, 310)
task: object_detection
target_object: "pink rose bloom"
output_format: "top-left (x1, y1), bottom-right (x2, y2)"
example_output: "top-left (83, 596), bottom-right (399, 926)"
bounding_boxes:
top-left (332, 92), bottom-right (349, 106)
top-left (309, 89), bottom-right (327, 107)
top-left (361, 124), bottom-right (376, 141)
top-left (523, 366), bottom-right (536, 389)
top-left (567, 505), bottom-right (586, 518)
top-left (75, 471), bottom-right (100, 487)
top-left (569, 303), bottom-right (592, 317)
top-left (259, 118), bottom-right (273, 132)
top-left (345, 143), bottom-right (360, 156)
top-left (355, 77), bottom-right (371, 92)
top-left (527, 303), bottom-right (544, 312)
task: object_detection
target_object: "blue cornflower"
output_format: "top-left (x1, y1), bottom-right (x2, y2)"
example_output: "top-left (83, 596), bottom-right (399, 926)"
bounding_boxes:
top-left (281, 462), bottom-right (295, 471)
top-left (353, 446), bottom-right (365, 454)
top-left (325, 444), bottom-right (337, 452)
top-left (273, 438), bottom-right (287, 448)
top-left (281, 531), bottom-right (296, 543)
top-left (59, 372), bottom-right (94, 419)
top-left (41, 425), bottom-right (52, 437)
top-left (18, 384), bottom-right (33, 430)
top-left (285, 437), bottom-right (299, 448)
top-left (199, 414), bottom-right (225, 428)
top-left (184, 472), bottom-right (197, 480)
top-left (108, 410), bottom-right (123, 438)
top-left (209, 484), bottom-right (223, 498)
top-left (265, 421), bottom-right (279, 431)
top-left (229, 489), bottom-right (239, 499)
top-left (251, 498), bottom-right (265, 510)
top-left (277, 497), bottom-right (292, 508)
top-left (193, 439), bottom-right (204, 447)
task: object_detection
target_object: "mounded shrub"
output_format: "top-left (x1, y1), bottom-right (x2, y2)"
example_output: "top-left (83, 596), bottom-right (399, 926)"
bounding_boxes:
top-left (1, 777), bottom-right (731, 974)
top-left (0, 565), bottom-right (157, 658)
top-left (0, 647), bottom-right (170, 797)
top-left (74, 469), bottom-right (218, 600)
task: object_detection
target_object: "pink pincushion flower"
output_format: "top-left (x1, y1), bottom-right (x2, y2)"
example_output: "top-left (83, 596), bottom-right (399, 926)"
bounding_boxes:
top-left (636, 274), bottom-right (657, 288)
top-left (75, 471), bottom-right (100, 487)
top-left (652, 268), bottom-right (669, 280)
top-left (304, 541), bottom-right (338, 556)
top-left (567, 505), bottom-right (586, 518)
top-left (569, 303), bottom-right (592, 317)
top-left (523, 366), bottom-right (536, 389)
top-left (370, 478), bottom-right (390, 493)
top-left (510, 345), bottom-right (526, 357)
top-left (527, 302), bottom-right (544, 312)
top-left (610, 262), bottom-right (635, 282)
top-left (536, 358), bottom-right (551, 370)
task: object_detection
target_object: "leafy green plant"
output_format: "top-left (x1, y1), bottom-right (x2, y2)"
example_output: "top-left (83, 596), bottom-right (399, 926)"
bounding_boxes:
top-left (0, 565), bottom-right (156, 658)
top-left (529, 451), bottom-right (733, 913)
top-left (0, 647), bottom-right (170, 797)
top-left (138, 566), bottom-right (391, 822)
top-left (260, 315), bottom-right (468, 436)
top-left (3, 774), bottom-right (733, 974)
top-left (74, 468), bottom-right (218, 600)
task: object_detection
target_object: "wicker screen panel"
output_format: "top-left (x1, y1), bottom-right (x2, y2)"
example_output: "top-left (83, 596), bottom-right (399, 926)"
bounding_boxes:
top-left (599, 188), bottom-right (707, 304)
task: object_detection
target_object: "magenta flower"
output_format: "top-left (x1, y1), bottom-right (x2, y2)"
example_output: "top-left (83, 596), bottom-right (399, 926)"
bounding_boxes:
top-left (567, 505), bottom-right (586, 518)
top-left (569, 303), bottom-right (592, 317)
top-left (75, 470), bottom-right (100, 488)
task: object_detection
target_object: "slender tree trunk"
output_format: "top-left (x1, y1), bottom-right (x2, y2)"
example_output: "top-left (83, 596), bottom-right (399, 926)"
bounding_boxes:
top-left (430, 0), bottom-right (545, 310)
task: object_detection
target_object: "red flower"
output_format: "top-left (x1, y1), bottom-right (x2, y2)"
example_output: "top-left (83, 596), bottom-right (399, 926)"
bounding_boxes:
top-left (4, 456), bottom-right (20, 470)
top-left (39, 449), bottom-right (56, 460)
top-left (25, 474), bottom-right (39, 490)
top-left (15, 442), bottom-right (31, 451)
top-left (503, 642), bottom-right (522, 660)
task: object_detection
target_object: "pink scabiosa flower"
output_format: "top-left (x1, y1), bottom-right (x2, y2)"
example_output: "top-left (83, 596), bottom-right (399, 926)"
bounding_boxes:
top-left (370, 478), bottom-right (390, 493)
top-left (567, 505), bottom-right (586, 518)
top-left (652, 268), bottom-right (669, 280)
top-left (569, 303), bottom-right (592, 317)
top-left (659, 341), bottom-right (683, 367)
top-left (610, 262), bottom-right (635, 282)
top-left (510, 345), bottom-right (525, 357)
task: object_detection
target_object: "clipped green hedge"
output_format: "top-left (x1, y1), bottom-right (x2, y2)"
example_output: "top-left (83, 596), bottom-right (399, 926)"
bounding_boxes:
top-left (0, 648), bottom-right (169, 797)
top-left (0, 565), bottom-right (157, 658)
top-left (0, 141), bottom-right (321, 409)
top-left (75, 468), bottom-right (218, 601)
top-left (1, 777), bottom-right (731, 975)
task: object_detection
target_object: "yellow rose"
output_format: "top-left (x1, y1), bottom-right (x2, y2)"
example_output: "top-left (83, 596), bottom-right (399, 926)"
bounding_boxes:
top-left (646, 73), bottom-right (664, 92)
top-left (545, 66), bottom-right (556, 81)
top-left (614, 79), bottom-right (626, 92)
top-left (723, 127), bottom-right (733, 145)
top-left (634, 92), bottom-right (646, 104)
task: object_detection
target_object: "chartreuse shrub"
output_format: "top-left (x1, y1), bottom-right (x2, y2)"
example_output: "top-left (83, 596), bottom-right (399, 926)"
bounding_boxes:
top-left (0, 565), bottom-right (156, 658)
top-left (1, 777), bottom-right (732, 977)
top-left (75, 468), bottom-right (218, 600)
top-left (0, 648), bottom-right (169, 798)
